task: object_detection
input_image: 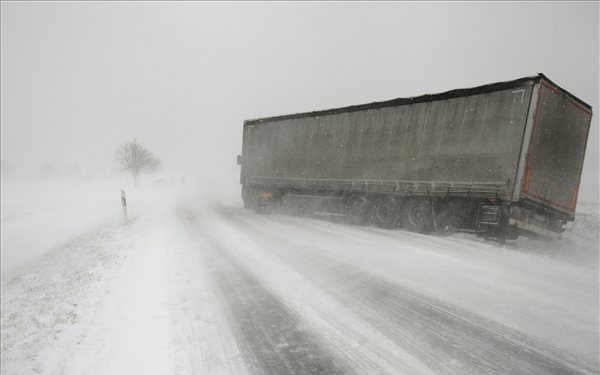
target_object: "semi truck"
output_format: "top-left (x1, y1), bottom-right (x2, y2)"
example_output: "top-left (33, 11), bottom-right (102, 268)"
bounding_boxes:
top-left (238, 74), bottom-right (593, 239)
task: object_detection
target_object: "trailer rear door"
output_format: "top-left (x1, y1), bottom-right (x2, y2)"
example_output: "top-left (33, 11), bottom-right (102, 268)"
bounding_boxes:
top-left (522, 80), bottom-right (592, 216)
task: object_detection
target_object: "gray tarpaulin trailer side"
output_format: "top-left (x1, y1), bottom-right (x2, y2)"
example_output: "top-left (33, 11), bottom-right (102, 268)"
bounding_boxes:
top-left (238, 74), bottom-right (593, 239)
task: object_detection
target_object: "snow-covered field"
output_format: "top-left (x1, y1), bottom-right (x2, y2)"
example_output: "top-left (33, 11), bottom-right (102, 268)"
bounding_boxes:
top-left (1, 177), bottom-right (126, 281)
top-left (1, 179), bottom-right (598, 375)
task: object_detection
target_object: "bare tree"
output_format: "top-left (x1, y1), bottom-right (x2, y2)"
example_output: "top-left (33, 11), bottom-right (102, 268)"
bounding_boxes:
top-left (115, 139), bottom-right (160, 186)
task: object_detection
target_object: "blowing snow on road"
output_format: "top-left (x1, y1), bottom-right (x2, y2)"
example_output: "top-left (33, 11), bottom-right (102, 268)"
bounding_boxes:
top-left (1, 184), bottom-right (598, 375)
top-left (3, 2), bottom-right (599, 375)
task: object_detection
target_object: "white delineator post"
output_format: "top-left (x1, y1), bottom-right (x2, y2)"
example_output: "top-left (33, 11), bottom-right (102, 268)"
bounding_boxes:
top-left (121, 189), bottom-right (128, 224)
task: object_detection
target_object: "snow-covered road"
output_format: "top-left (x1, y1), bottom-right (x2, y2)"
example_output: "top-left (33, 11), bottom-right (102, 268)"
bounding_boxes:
top-left (2, 199), bottom-right (598, 375)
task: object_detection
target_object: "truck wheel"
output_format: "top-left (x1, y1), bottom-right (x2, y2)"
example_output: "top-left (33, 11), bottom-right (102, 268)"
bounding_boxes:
top-left (242, 187), bottom-right (255, 210)
top-left (406, 199), bottom-right (434, 233)
top-left (374, 196), bottom-right (399, 228)
top-left (505, 225), bottom-right (520, 240)
top-left (243, 196), bottom-right (254, 210)
top-left (496, 222), bottom-right (519, 240)
top-left (242, 193), bottom-right (263, 213)
top-left (244, 197), bottom-right (261, 212)
top-left (347, 195), bottom-right (368, 225)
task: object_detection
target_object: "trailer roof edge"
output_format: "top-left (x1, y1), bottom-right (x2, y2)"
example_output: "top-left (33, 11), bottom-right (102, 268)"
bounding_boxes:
top-left (536, 73), bottom-right (593, 113)
top-left (244, 74), bottom-right (592, 126)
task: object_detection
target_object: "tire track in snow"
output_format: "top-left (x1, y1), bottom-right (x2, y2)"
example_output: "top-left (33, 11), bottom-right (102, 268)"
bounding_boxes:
top-left (182, 211), bottom-right (356, 375)
top-left (169, 213), bottom-right (251, 375)
top-left (227, 205), bottom-right (599, 367)
top-left (212, 206), bottom-right (596, 375)
top-left (186, 208), bottom-right (438, 375)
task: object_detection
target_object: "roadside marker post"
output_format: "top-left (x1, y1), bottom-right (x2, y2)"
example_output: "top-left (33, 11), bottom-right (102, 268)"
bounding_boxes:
top-left (121, 189), bottom-right (128, 224)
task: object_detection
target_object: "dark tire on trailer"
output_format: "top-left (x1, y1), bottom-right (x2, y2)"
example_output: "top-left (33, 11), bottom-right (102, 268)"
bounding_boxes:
top-left (242, 188), bottom-right (256, 210)
top-left (498, 222), bottom-right (520, 241)
top-left (374, 196), bottom-right (400, 229)
top-left (487, 208), bottom-right (520, 241)
top-left (506, 227), bottom-right (520, 240)
top-left (502, 207), bottom-right (520, 239)
top-left (244, 197), bottom-right (262, 213)
top-left (243, 196), bottom-right (254, 210)
top-left (405, 198), bottom-right (434, 233)
top-left (242, 188), bottom-right (265, 213)
top-left (346, 194), bottom-right (368, 225)
top-left (251, 198), bottom-right (269, 214)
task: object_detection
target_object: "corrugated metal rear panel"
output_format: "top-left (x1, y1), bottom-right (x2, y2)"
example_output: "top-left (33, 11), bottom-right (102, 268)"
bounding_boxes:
top-left (522, 80), bottom-right (593, 214)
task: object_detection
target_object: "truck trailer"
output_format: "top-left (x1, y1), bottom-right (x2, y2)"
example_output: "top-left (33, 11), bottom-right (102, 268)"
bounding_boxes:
top-left (238, 74), bottom-right (593, 239)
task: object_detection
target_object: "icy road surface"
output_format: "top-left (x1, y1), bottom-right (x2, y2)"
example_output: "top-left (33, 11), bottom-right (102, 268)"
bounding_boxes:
top-left (2, 200), bottom-right (598, 375)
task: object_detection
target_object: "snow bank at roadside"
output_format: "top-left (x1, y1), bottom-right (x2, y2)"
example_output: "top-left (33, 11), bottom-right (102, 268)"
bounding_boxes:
top-left (1, 182), bottom-right (247, 375)
top-left (1, 176), bottom-right (126, 280)
top-left (0, 174), bottom-right (192, 282)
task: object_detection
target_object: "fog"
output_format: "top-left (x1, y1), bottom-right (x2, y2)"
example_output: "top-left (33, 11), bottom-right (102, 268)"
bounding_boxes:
top-left (2, 4), bottom-right (600, 374)
top-left (1, 2), bottom-right (598, 201)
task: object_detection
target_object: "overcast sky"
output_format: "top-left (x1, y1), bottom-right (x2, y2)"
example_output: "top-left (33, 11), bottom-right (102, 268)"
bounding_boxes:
top-left (1, 2), bottom-right (598, 200)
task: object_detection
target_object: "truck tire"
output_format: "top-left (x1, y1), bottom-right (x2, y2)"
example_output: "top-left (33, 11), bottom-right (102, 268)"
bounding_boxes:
top-left (346, 195), bottom-right (368, 225)
top-left (243, 196), bottom-right (254, 210)
top-left (242, 188), bottom-right (257, 211)
top-left (406, 198), bottom-right (434, 233)
top-left (242, 190), bottom-right (264, 213)
top-left (496, 217), bottom-right (520, 240)
top-left (504, 225), bottom-right (520, 240)
top-left (374, 196), bottom-right (399, 228)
